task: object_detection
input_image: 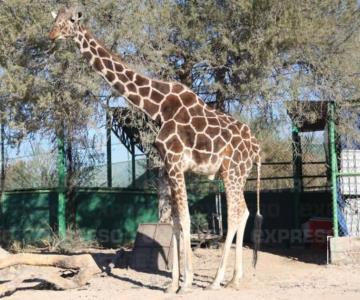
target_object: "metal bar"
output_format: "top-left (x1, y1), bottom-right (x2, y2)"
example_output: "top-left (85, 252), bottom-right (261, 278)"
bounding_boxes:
top-left (336, 172), bottom-right (360, 177)
top-left (329, 102), bottom-right (339, 237)
top-left (131, 141), bottom-right (136, 187)
top-left (57, 134), bottom-right (66, 239)
top-left (106, 111), bottom-right (112, 188)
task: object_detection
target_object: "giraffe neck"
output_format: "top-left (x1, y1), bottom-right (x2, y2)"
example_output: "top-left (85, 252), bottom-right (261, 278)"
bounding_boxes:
top-left (74, 26), bottom-right (168, 122)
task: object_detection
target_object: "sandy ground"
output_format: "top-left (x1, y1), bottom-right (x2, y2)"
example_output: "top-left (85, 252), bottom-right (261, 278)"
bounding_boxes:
top-left (1, 246), bottom-right (359, 300)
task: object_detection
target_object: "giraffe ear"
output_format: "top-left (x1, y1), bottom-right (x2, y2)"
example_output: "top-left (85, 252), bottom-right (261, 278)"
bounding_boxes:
top-left (51, 11), bottom-right (57, 19)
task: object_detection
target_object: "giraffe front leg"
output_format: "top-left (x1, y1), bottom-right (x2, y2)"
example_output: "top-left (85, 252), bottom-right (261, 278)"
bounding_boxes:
top-left (166, 218), bottom-right (181, 293)
top-left (226, 207), bottom-right (249, 289)
top-left (165, 162), bottom-right (193, 293)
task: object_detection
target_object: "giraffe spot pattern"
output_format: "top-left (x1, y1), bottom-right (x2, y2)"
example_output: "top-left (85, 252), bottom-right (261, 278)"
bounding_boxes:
top-left (172, 84), bottom-right (184, 93)
top-left (139, 87), bottom-right (150, 97)
top-left (128, 94), bottom-right (141, 106)
top-left (125, 70), bottom-right (135, 81)
top-left (117, 73), bottom-right (129, 83)
top-left (113, 82), bottom-right (125, 94)
top-left (83, 51), bottom-right (92, 61)
top-left (135, 75), bottom-right (149, 86)
top-left (105, 71), bottom-right (115, 82)
top-left (150, 90), bottom-right (164, 102)
top-left (93, 58), bottom-right (103, 72)
top-left (174, 107), bottom-right (190, 124)
top-left (177, 124), bottom-right (196, 148)
top-left (143, 99), bottom-right (159, 117)
top-left (152, 80), bottom-right (170, 94)
top-left (114, 63), bottom-right (124, 72)
top-left (97, 47), bottom-right (110, 58)
top-left (180, 91), bottom-right (197, 106)
top-left (127, 83), bottom-right (137, 93)
top-left (195, 134), bottom-right (212, 152)
top-left (191, 117), bottom-right (207, 132)
top-left (103, 59), bottom-right (114, 71)
top-left (166, 135), bottom-right (184, 153)
top-left (161, 95), bottom-right (182, 121)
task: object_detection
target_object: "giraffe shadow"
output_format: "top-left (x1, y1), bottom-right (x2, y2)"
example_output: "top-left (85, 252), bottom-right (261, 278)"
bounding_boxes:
top-left (256, 243), bottom-right (327, 265)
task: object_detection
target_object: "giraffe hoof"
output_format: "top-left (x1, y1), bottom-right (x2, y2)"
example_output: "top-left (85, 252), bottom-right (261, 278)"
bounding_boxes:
top-left (225, 280), bottom-right (241, 290)
top-left (165, 285), bottom-right (179, 294)
top-left (177, 286), bottom-right (193, 294)
top-left (205, 284), bottom-right (221, 291)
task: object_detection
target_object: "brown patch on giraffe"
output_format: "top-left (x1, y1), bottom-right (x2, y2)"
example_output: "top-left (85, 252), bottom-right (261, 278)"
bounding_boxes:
top-left (90, 47), bottom-right (97, 55)
top-left (150, 90), bottom-right (164, 103)
top-left (205, 126), bottom-right (220, 136)
top-left (229, 124), bottom-right (241, 135)
top-left (242, 149), bottom-right (249, 160)
top-left (105, 71), bottom-right (116, 82)
top-left (244, 139), bottom-right (251, 149)
top-left (167, 153), bottom-right (181, 163)
top-left (157, 121), bottom-right (176, 141)
top-left (82, 40), bottom-right (89, 48)
top-left (154, 140), bottom-right (166, 158)
top-left (161, 95), bottom-right (182, 121)
top-left (103, 59), bottom-right (114, 71)
top-left (84, 32), bottom-right (92, 41)
top-left (83, 51), bottom-right (92, 61)
top-left (239, 163), bottom-right (246, 175)
top-left (128, 94), bottom-right (141, 106)
top-left (114, 63), bottom-right (124, 72)
top-left (238, 142), bottom-right (245, 152)
top-left (125, 70), bottom-right (134, 81)
top-left (174, 107), bottom-right (190, 124)
top-left (166, 135), bottom-right (184, 153)
top-left (221, 129), bottom-right (232, 142)
top-left (117, 73), bottom-right (129, 83)
top-left (97, 47), bottom-right (110, 58)
top-left (213, 136), bottom-right (227, 153)
top-left (204, 108), bottom-right (217, 118)
top-left (172, 84), bottom-right (184, 93)
top-left (152, 80), bottom-right (170, 94)
top-left (232, 150), bottom-right (242, 163)
top-left (211, 154), bottom-right (219, 164)
top-left (90, 40), bottom-right (96, 47)
top-left (210, 118), bottom-right (222, 127)
top-left (218, 116), bottom-right (229, 127)
top-left (78, 34), bottom-right (83, 41)
top-left (177, 124), bottom-right (196, 148)
top-left (139, 87), bottom-right (150, 97)
top-left (127, 83), bottom-right (137, 93)
top-left (195, 134), bottom-right (212, 152)
top-left (241, 125), bottom-right (251, 139)
top-left (189, 105), bottom-right (204, 117)
top-left (113, 82), bottom-right (125, 94)
top-left (192, 117), bottom-right (207, 132)
top-left (231, 136), bottom-right (242, 148)
top-left (135, 75), bottom-right (149, 86)
top-left (143, 99), bottom-right (159, 117)
top-left (192, 150), bottom-right (211, 164)
top-left (93, 58), bottom-right (103, 71)
top-left (180, 91), bottom-right (197, 106)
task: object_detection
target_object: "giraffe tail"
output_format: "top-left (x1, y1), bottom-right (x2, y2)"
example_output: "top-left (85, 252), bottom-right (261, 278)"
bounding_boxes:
top-left (252, 155), bottom-right (263, 268)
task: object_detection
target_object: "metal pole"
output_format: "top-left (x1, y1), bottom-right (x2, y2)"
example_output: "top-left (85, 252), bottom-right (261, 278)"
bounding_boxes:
top-left (131, 141), bottom-right (136, 187)
top-left (0, 123), bottom-right (5, 194)
top-left (106, 111), bottom-right (112, 188)
top-left (57, 134), bottom-right (66, 239)
top-left (0, 123), bottom-right (5, 226)
top-left (329, 102), bottom-right (339, 237)
top-left (292, 124), bottom-right (302, 230)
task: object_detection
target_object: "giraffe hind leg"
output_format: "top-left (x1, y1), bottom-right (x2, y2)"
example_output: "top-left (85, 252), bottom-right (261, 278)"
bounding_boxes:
top-left (207, 170), bottom-right (246, 290)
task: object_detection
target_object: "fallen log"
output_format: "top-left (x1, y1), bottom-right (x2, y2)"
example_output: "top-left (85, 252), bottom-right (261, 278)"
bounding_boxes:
top-left (0, 247), bottom-right (102, 297)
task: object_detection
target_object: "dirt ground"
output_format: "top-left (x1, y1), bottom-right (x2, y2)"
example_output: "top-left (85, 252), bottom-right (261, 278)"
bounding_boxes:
top-left (2, 246), bottom-right (360, 300)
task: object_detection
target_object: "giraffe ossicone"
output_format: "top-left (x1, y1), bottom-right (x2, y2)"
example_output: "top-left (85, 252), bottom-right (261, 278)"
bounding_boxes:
top-left (49, 6), bottom-right (262, 292)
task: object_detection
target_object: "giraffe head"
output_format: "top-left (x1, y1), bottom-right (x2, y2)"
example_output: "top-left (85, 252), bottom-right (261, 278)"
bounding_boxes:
top-left (49, 7), bottom-right (83, 41)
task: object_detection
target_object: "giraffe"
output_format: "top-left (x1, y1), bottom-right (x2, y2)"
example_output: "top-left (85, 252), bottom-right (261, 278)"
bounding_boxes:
top-left (49, 7), bottom-right (263, 293)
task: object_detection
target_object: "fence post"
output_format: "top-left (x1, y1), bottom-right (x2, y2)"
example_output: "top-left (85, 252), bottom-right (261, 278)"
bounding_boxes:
top-left (106, 111), bottom-right (112, 188)
top-left (292, 124), bottom-right (302, 230)
top-left (57, 134), bottom-right (66, 239)
top-left (328, 102), bottom-right (339, 237)
top-left (0, 123), bottom-right (5, 229)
